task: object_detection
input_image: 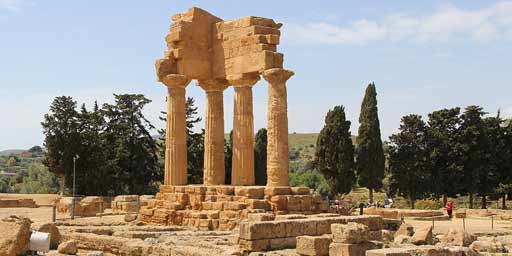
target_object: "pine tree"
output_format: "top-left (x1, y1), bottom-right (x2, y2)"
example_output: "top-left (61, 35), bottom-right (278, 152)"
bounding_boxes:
top-left (102, 94), bottom-right (159, 195)
top-left (389, 114), bottom-right (430, 209)
top-left (425, 108), bottom-right (462, 205)
top-left (315, 106), bottom-right (355, 195)
top-left (459, 106), bottom-right (491, 208)
top-left (356, 83), bottom-right (385, 203)
top-left (254, 128), bottom-right (268, 186)
top-left (75, 102), bottom-right (110, 195)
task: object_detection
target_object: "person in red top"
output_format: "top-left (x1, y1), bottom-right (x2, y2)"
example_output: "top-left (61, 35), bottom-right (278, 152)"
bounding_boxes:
top-left (446, 200), bottom-right (454, 218)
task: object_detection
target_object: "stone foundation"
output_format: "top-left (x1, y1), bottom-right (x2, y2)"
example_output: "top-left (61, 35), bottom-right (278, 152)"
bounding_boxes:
top-left (0, 199), bottom-right (37, 208)
top-left (139, 185), bottom-right (328, 230)
top-left (238, 215), bottom-right (383, 251)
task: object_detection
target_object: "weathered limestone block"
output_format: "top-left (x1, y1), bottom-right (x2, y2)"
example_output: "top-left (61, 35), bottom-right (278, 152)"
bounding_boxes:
top-left (329, 242), bottom-right (381, 256)
top-left (296, 235), bottom-right (332, 256)
top-left (331, 223), bottom-right (369, 244)
top-left (248, 213), bottom-right (275, 222)
top-left (239, 221), bottom-right (286, 240)
top-left (269, 237), bottom-right (296, 250)
top-left (239, 239), bottom-right (270, 252)
top-left (292, 187), bottom-right (312, 195)
top-left (58, 240), bottom-right (78, 255)
top-left (0, 216), bottom-right (32, 256)
top-left (264, 186), bottom-right (292, 196)
top-left (235, 186), bottom-right (265, 199)
top-left (270, 195), bottom-right (288, 211)
top-left (411, 226), bottom-right (433, 245)
top-left (394, 223), bottom-right (414, 238)
top-left (470, 239), bottom-right (505, 253)
top-left (0, 199), bottom-right (37, 208)
top-left (246, 199), bottom-right (270, 210)
top-left (439, 229), bottom-right (477, 247)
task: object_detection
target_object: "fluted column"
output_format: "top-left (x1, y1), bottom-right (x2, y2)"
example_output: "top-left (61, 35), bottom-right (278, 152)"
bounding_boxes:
top-left (262, 68), bottom-right (294, 187)
top-left (228, 74), bottom-right (260, 186)
top-left (163, 74), bottom-right (191, 185)
top-left (198, 79), bottom-right (229, 185)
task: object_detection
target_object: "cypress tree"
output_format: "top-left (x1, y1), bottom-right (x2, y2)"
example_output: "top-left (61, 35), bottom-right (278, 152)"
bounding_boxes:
top-left (254, 128), bottom-right (268, 186)
top-left (315, 106), bottom-right (355, 195)
top-left (356, 83), bottom-right (385, 203)
top-left (225, 130), bottom-right (233, 185)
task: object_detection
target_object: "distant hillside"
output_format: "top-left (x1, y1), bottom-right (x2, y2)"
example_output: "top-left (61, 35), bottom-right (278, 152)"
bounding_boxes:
top-left (0, 149), bottom-right (24, 156)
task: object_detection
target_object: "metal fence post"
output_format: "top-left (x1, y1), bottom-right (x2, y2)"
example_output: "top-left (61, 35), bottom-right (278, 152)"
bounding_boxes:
top-left (52, 204), bottom-right (56, 223)
top-left (136, 196), bottom-right (140, 215)
top-left (70, 197), bottom-right (75, 220)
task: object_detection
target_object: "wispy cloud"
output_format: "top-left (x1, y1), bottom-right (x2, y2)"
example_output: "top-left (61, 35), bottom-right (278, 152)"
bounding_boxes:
top-left (283, 2), bottom-right (512, 45)
top-left (0, 0), bottom-right (30, 11)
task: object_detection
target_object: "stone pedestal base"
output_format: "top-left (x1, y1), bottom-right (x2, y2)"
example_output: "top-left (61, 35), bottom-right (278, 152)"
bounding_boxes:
top-left (139, 185), bottom-right (329, 230)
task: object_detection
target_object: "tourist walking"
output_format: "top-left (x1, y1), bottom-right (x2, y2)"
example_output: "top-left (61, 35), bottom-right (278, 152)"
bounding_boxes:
top-left (446, 200), bottom-right (454, 218)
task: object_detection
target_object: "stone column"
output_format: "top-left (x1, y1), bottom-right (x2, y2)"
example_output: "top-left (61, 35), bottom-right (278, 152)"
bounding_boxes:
top-left (163, 74), bottom-right (191, 185)
top-left (198, 79), bottom-right (229, 185)
top-left (262, 68), bottom-right (294, 187)
top-left (228, 74), bottom-right (260, 186)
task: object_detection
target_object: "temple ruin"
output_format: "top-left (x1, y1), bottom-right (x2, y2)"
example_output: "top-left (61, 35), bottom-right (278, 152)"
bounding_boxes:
top-left (140, 7), bottom-right (328, 230)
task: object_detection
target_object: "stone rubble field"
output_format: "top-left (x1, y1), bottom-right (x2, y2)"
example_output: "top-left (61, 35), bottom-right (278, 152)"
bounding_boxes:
top-left (1, 204), bottom-right (512, 256)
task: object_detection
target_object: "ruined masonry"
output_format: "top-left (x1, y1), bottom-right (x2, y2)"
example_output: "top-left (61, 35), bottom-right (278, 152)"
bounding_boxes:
top-left (140, 7), bottom-right (328, 230)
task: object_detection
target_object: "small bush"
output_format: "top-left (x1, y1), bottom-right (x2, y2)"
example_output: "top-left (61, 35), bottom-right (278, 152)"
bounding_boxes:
top-left (415, 199), bottom-right (444, 210)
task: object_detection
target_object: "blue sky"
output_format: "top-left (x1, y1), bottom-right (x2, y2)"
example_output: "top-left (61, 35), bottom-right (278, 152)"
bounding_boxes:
top-left (1, 0), bottom-right (511, 149)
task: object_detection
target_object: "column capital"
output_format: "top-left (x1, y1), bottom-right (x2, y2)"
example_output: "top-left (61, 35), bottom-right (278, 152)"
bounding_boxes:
top-left (227, 73), bottom-right (260, 88)
top-left (262, 68), bottom-right (294, 84)
top-left (162, 74), bottom-right (192, 89)
top-left (197, 78), bottom-right (229, 92)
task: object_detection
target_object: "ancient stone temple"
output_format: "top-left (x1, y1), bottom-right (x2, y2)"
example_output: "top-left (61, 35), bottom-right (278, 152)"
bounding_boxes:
top-left (140, 7), bottom-right (328, 230)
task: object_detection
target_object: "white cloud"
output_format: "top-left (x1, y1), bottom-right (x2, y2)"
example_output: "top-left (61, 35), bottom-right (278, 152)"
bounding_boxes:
top-left (283, 2), bottom-right (512, 45)
top-left (0, 0), bottom-right (24, 11)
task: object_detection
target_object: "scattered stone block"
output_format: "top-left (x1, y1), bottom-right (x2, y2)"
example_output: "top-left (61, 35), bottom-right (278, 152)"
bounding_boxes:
top-left (470, 239), bottom-right (505, 253)
top-left (329, 242), bottom-right (369, 256)
top-left (411, 226), bottom-right (433, 245)
top-left (58, 240), bottom-right (78, 255)
top-left (296, 235), bottom-right (332, 256)
top-left (0, 216), bottom-right (32, 256)
top-left (439, 229), bottom-right (477, 246)
top-left (394, 223), bottom-right (414, 238)
top-left (331, 223), bottom-right (369, 244)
